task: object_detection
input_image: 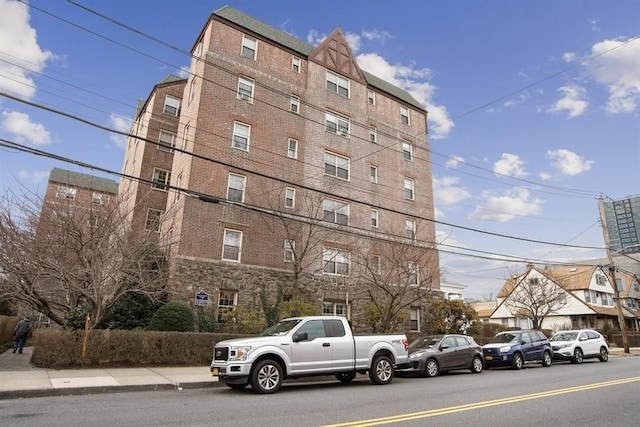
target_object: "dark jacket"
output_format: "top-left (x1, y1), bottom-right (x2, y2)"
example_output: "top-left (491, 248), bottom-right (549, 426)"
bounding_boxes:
top-left (13, 319), bottom-right (32, 338)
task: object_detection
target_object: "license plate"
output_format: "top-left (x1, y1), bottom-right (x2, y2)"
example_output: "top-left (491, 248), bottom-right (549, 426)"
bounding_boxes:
top-left (211, 368), bottom-right (219, 376)
top-left (484, 356), bottom-right (493, 361)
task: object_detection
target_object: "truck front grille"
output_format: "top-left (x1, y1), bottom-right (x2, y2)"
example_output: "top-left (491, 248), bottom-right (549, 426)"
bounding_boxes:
top-left (214, 346), bottom-right (229, 361)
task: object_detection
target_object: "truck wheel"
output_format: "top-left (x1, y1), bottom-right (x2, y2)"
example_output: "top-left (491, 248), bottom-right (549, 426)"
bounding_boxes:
top-left (511, 353), bottom-right (524, 370)
top-left (251, 359), bottom-right (283, 394)
top-left (225, 382), bottom-right (248, 390)
top-left (541, 351), bottom-right (552, 367)
top-left (425, 359), bottom-right (439, 377)
top-left (369, 355), bottom-right (394, 385)
top-left (335, 371), bottom-right (357, 383)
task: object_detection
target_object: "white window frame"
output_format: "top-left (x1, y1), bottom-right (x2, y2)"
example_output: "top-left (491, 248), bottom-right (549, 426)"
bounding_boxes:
top-left (408, 261), bottom-right (418, 285)
top-left (410, 307), bottom-right (420, 331)
top-left (323, 199), bottom-right (349, 225)
top-left (92, 192), bottom-right (109, 205)
top-left (158, 130), bottom-right (176, 152)
top-left (145, 208), bottom-right (163, 232)
top-left (402, 141), bottom-right (413, 161)
top-left (369, 126), bottom-right (377, 143)
top-left (323, 247), bottom-right (350, 276)
top-left (163, 96), bottom-right (180, 116)
top-left (400, 105), bottom-right (410, 125)
top-left (324, 151), bottom-right (350, 180)
top-left (285, 187), bottom-right (295, 208)
top-left (292, 56), bottom-right (301, 73)
top-left (326, 71), bottom-right (349, 97)
top-left (227, 173), bottom-right (246, 203)
top-left (241, 35), bottom-right (257, 60)
top-left (322, 301), bottom-right (347, 317)
top-left (404, 177), bottom-right (415, 200)
top-left (218, 290), bottom-right (238, 321)
top-left (284, 239), bottom-right (295, 262)
top-left (287, 138), bottom-right (298, 159)
top-left (222, 229), bottom-right (242, 262)
top-left (152, 168), bottom-right (171, 191)
top-left (406, 218), bottom-right (416, 240)
top-left (368, 90), bottom-right (376, 105)
top-left (237, 76), bottom-right (254, 102)
top-left (232, 121), bottom-right (251, 151)
top-left (325, 111), bottom-right (350, 137)
top-left (370, 209), bottom-right (379, 228)
top-left (370, 165), bottom-right (378, 183)
top-left (56, 185), bottom-right (76, 199)
top-left (371, 255), bottom-right (381, 275)
top-left (290, 95), bottom-right (300, 113)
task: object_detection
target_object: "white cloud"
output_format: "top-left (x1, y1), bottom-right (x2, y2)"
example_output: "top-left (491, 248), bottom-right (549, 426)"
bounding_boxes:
top-left (589, 19), bottom-right (601, 32)
top-left (469, 188), bottom-right (544, 222)
top-left (109, 113), bottom-right (131, 148)
top-left (562, 52), bottom-right (577, 63)
top-left (0, 0), bottom-right (54, 99)
top-left (17, 169), bottom-right (49, 183)
top-left (361, 29), bottom-right (392, 43)
top-left (1, 110), bottom-right (51, 145)
top-left (539, 172), bottom-right (552, 181)
top-left (504, 92), bottom-right (529, 108)
top-left (434, 176), bottom-right (471, 206)
top-left (585, 37), bottom-right (640, 114)
top-left (445, 155), bottom-right (464, 168)
top-left (547, 85), bottom-right (588, 118)
top-left (344, 32), bottom-right (361, 53)
top-left (546, 149), bottom-right (594, 176)
top-left (357, 52), bottom-right (453, 139)
top-left (493, 153), bottom-right (527, 177)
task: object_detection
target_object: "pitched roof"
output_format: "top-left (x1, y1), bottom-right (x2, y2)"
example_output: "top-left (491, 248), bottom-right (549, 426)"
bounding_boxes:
top-left (497, 265), bottom-right (600, 298)
top-left (49, 168), bottom-right (118, 194)
top-left (211, 6), bottom-right (425, 111)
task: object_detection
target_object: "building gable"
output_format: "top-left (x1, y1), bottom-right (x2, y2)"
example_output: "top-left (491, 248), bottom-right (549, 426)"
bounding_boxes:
top-left (308, 28), bottom-right (366, 85)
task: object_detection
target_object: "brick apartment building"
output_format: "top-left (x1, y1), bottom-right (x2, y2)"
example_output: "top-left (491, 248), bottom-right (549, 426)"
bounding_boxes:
top-left (119, 6), bottom-right (440, 331)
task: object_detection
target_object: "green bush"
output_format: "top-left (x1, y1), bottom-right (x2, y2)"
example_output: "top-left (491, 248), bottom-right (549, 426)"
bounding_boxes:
top-left (147, 302), bottom-right (195, 332)
top-left (103, 292), bottom-right (163, 330)
top-left (194, 306), bottom-right (219, 332)
top-left (63, 305), bottom-right (91, 330)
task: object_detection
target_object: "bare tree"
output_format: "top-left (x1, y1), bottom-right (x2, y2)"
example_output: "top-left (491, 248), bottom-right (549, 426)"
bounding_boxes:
top-left (503, 276), bottom-right (568, 329)
top-left (0, 190), bottom-right (168, 329)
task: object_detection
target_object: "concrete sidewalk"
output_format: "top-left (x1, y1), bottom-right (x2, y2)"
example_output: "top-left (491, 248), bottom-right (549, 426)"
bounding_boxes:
top-left (0, 346), bottom-right (637, 400)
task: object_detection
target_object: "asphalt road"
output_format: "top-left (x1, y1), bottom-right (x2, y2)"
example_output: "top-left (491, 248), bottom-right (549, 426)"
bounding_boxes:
top-left (0, 357), bottom-right (638, 426)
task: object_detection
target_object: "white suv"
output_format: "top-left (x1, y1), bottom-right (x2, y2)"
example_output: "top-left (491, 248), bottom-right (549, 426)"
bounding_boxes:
top-left (549, 329), bottom-right (609, 364)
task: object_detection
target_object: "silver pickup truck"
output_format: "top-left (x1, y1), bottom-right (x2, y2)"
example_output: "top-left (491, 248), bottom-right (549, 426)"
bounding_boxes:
top-left (211, 315), bottom-right (409, 393)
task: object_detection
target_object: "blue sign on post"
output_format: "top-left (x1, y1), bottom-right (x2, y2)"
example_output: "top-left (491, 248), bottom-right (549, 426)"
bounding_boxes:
top-left (195, 290), bottom-right (210, 306)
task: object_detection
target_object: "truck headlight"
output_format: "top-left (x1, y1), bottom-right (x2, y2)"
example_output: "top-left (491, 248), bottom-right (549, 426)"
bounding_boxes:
top-left (499, 346), bottom-right (512, 353)
top-left (229, 346), bottom-right (252, 361)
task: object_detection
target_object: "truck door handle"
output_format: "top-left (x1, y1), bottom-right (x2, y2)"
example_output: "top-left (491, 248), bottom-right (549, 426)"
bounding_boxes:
top-left (323, 343), bottom-right (330, 347)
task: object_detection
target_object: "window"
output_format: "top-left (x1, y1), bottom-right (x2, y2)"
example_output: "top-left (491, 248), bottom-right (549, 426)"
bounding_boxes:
top-left (284, 239), bottom-right (294, 262)
top-left (409, 307), bottom-right (420, 331)
top-left (408, 262), bottom-right (418, 285)
top-left (188, 78), bottom-right (196, 104)
top-left (182, 123), bottom-right (190, 149)
top-left (584, 290), bottom-right (591, 303)
top-left (158, 130), bottom-right (176, 152)
top-left (323, 199), bottom-right (349, 225)
top-left (402, 141), bottom-right (413, 161)
top-left (222, 229), bottom-right (242, 262)
top-left (323, 248), bottom-right (350, 276)
top-left (163, 96), bottom-right (180, 116)
top-left (92, 192), bottom-right (109, 205)
top-left (218, 290), bottom-right (237, 322)
top-left (297, 320), bottom-right (326, 341)
top-left (145, 209), bottom-right (163, 232)
top-left (405, 219), bottom-right (416, 239)
top-left (88, 214), bottom-right (101, 228)
top-left (325, 111), bottom-right (350, 137)
top-left (404, 177), bottom-right (415, 200)
top-left (292, 56), bottom-right (301, 73)
top-left (324, 151), bottom-right (350, 180)
top-left (287, 138), bottom-right (298, 159)
top-left (371, 255), bottom-right (381, 275)
top-left (400, 106), bottom-right (410, 125)
top-left (323, 302), bottom-right (347, 317)
top-left (615, 278), bottom-right (624, 292)
top-left (227, 173), bottom-right (246, 202)
top-left (370, 209), bottom-right (378, 228)
top-left (591, 290), bottom-right (597, 303)
top-left (232, 122), bottom-right (250, 151)
top-left (56, 185), bottom-right (76, 199)
top-left (290, 95), bottom-right (300, 113)
top-left (152, 168), bottom-right (171, 191)
top-left (370, 166), bottom-right (378, 183)
top-left (596, 274), bottom-right (606, 286)
top-left (368, 90), bottom-right (376, 105)
top-left (241, 35), bottom-right (256, 59)
top-left (237, 76), bottom-right (254, 102)
top-left (369, 127), bottom-right (377, 143)
top-left (326, 71), bottom-right (349, 97)
top-left (285, 187), bottom-right (295, 208)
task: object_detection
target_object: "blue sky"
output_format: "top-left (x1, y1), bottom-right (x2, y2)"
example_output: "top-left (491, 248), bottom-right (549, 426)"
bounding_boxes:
top-left (1, 0), bottom-right (638, 300)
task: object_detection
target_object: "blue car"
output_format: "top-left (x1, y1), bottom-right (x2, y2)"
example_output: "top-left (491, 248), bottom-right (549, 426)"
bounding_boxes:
top-left (482, 330), bottom-right (552, 370)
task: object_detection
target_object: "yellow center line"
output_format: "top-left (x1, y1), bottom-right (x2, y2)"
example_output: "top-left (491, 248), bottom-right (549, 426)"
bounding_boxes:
top-left (323, 376), bottom-right (640, 427)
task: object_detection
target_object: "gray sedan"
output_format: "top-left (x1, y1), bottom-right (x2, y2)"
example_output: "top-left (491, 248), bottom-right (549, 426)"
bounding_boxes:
top-left (396, 334), bottom-right (484, 377)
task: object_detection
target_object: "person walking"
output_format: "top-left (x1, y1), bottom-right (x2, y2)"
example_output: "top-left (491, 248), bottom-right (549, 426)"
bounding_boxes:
top-left (13, 316), bottom-right (32, 354)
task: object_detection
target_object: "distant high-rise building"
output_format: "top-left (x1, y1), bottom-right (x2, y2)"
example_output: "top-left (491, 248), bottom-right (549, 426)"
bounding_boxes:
top-left (599, 195), bottom-right (640, 255)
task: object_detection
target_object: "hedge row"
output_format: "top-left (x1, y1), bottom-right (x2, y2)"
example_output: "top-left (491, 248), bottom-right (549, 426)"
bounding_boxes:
top-left (31, 328), bottom-right (249, 369)
top-left (0, 315), bottom-right (19, 344)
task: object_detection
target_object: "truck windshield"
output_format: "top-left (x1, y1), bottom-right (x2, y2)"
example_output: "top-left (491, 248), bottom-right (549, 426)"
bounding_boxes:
top-left (259, 319), bottom-right (302, 336)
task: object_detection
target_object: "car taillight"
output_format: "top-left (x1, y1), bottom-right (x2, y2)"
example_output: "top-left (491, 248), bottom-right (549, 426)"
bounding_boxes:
top-left (403, 339), bottom-right (409, 351)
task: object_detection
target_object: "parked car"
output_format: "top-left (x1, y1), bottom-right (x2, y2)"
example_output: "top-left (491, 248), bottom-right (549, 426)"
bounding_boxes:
top-left (550, 329), bottom-right (609, 363)
top-left (396, 334), bottom-right (484, 377)
top-left (482, 330), bottom-right (552, 370)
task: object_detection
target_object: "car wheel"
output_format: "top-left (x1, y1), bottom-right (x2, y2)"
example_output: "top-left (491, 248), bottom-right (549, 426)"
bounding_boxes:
top-left (425, 359), bottom-right (440, 377)
top-left (598, 347), bottom-right (609, 362)
top-left (225, 382), bottom-right (248, 390)
top-left (335, 371), bottom-right (357, 383)
top-left (572, 348), bottom-right (584, 364)
top-left (541, 351), bottom-right (552, 367)
top-left (511, 353), bottom-right (524, 370)
top-left (471, 356), bottom-right (483, 374)
top-left (250, 359), bottom-right (283, 394)
top-left (369, 355), bottom-right (394, 385)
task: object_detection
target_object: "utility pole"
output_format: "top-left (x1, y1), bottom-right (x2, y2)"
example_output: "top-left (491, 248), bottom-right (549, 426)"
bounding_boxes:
top-left (607, 265), bottom-right (630, 353)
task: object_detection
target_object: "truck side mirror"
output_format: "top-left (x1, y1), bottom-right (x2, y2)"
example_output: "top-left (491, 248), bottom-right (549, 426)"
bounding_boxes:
top-left (293, 332), bottom-right (308, 342)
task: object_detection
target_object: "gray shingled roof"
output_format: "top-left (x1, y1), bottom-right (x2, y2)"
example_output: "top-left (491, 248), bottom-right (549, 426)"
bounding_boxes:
top-left (212, 6), bottom-right (425, 111)
top-left (157, 74), bottom-right (187, 86)
top-left (49, 168), bottom-right (118, 194)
